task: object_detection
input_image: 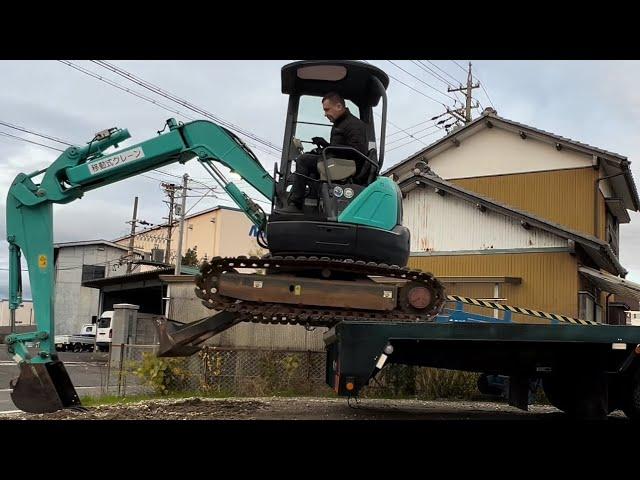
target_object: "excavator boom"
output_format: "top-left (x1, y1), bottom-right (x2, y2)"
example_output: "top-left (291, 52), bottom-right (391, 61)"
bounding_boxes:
top-left (5, 118), bottom-right (274, 412)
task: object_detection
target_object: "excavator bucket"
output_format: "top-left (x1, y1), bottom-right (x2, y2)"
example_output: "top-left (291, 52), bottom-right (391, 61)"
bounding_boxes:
top-left (10, 361), bottom-right (81, 414)
top-left (156, 311), bottom-right (241, 357)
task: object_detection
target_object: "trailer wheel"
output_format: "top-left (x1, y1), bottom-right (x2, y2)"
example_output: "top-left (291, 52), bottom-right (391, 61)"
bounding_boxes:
top-left (477, 373), bottom-right (503, 396)
top-left (543, 372), bottom-right (607, 420)
top-left (542, 376), bottom-right (570, 412)
top-left (606, 376), bottom-right (626, 414)
top-left (622, 370), bottom-right (640, 421)
top-left (73, 343), bottom-right (82, 353)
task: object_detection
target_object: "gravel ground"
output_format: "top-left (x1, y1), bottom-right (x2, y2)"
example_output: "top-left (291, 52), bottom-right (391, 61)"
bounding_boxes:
top-left (0, 397), bottom-right (630, 421)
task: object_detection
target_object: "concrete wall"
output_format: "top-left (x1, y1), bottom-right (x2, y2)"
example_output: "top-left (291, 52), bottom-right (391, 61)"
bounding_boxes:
top-left (54, 244), bottom-right (129, 335)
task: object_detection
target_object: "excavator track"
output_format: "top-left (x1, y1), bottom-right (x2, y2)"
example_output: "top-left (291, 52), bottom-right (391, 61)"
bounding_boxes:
top-left (194, 256), bottom-right (446, 328)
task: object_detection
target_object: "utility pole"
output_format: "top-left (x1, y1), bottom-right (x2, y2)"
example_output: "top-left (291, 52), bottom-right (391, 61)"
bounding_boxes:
top-left (447, 62), bottom-right (480, 123)
top-left (162, 183), bottom-right (178, 264)
top-left (174, 174), bottom-right (189, 275)
top-left (126, 196), bottom-right (138, 274)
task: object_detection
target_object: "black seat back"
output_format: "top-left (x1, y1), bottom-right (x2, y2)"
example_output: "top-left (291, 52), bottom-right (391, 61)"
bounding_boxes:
top-left (353, 148), bottom-right (379, 185)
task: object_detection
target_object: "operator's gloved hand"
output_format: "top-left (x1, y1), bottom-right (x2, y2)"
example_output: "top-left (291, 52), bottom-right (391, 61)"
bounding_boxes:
top-left (311, 136), bottom-right (329, 148)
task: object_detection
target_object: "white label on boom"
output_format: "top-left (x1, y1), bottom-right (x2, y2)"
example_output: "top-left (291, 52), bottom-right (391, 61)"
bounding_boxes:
top-left (87, 147), bottom-right (145, 175)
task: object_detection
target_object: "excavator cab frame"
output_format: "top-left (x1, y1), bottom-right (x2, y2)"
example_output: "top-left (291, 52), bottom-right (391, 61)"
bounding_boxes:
top-left (274, 60), bottom-right (390, 212)
top-left (266, 61), bottom-right (410, 266)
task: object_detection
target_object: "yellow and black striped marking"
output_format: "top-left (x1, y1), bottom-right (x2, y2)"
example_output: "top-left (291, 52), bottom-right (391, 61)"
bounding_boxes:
top-left (446, 295), bottom-right (599, 326)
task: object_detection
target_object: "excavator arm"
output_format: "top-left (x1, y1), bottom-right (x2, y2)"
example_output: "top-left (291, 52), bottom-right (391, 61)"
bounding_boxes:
top-left (5, 118), bottom-right (274, 412)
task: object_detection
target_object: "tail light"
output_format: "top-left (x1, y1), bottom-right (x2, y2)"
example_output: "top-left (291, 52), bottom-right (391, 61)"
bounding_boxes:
top-left (109, 329), bottom-right (112, 339)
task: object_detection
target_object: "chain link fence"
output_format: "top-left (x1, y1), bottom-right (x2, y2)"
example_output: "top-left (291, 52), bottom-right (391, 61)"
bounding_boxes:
top-left (99, 344), bottom-right (330, 398)
top-left (96, 345), bottom-right (489, 401)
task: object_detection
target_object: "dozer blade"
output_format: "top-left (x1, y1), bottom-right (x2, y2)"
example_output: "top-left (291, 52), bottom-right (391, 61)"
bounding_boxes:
top-left (10, 361), bottom-right (81, 414)
top-left (156, 311), bottom-right (241, 357)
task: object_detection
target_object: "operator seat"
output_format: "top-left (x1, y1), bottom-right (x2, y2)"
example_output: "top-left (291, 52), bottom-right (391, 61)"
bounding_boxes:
top-left (317, 148), bottom-right (378, 185)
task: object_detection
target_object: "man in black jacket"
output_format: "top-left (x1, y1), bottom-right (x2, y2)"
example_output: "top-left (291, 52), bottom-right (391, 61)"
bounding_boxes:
top-left (281, 91), bottom-right (368, 213)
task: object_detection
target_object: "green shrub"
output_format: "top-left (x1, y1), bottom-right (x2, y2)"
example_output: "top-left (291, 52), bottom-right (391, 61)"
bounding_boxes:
top-left (363, 366), bottom-right (481, 400)
top-left (132, 352), bottom-right (191, 395)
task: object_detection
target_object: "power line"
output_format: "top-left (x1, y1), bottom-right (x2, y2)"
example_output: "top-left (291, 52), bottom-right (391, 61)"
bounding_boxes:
top-left (470, 64), bottom-right (496, 109)
top-left (480, 83), bottom-right (495, 109)
top-left (385, 118), bottom-right (437, 138)
top-left (425, 60), bottom-right (463, 85)
top-left (59, 60), bottom-right (197, 123)
top-left (363, 60), bottom-right (447, 108)
top-left (362, 60), bottom-right (446, 147)
top-left (452, 60), bottom-right (468, 73)
top-left (0, 120), bottom-right (74, 147)
top-left (386, 129), bottom-right (443, 152)
top-left (59, 60), bottom-right (280, 161)
top-left (184, 187), bottom-right (215, 215)
top-left (386, 69), bottom-right (447, 107)
top-left (414, 61), bottom-right (466, 105)
top-left (386, 124), bottom-right (439, 146)
top-left (91, 60), bottom-right (282, 154)
top-left (376, 113), bottom-right (431, 148)
top-left (386, 60), bottom-right (459, 103)
top-left (412, 60), bottom-right (454, 88)
top-left (0, 130), bottom-right (64, 152)
top-left (0, 100), bottom-right (271, 215)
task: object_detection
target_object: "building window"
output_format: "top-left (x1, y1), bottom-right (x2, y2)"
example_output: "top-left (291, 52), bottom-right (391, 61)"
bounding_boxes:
top-left (578, 291), bottom-right (595, 322)
top-left (81, 264), bottom-right (106, 282)
top-left (606, 208), bottom-right (619, 256)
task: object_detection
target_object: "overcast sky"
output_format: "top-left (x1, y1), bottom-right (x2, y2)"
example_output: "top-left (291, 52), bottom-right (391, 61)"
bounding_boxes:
top-left (1, 60), bottom-right (638, 300)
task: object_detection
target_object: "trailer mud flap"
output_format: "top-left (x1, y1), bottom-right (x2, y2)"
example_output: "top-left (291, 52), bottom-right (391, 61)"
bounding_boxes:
top-left (10, 361), bottom-right (81, 414)
top-left (507, 375), bottom-right (530, 411)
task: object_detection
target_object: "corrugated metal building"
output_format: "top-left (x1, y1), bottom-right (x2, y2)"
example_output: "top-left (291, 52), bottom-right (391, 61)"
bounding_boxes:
top-left (386, 108), bottom-right (640, 323)
top-left (54, 240), bottom-right (144, 334)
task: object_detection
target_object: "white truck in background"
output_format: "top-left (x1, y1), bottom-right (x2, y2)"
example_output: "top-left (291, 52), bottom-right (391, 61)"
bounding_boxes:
top-left (54, 323), bottom-right (96, 352)
top-left (96, 311), bottom-right (115, 352)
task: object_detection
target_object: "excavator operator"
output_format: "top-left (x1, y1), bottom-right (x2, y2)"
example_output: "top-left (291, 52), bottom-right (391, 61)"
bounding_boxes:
top-left (281, 91), bottom-right (368, 213)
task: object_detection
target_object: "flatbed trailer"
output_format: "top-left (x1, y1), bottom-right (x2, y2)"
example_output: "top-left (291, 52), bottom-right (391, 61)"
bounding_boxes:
top-left (324, 302), bottom-right (640, 420)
